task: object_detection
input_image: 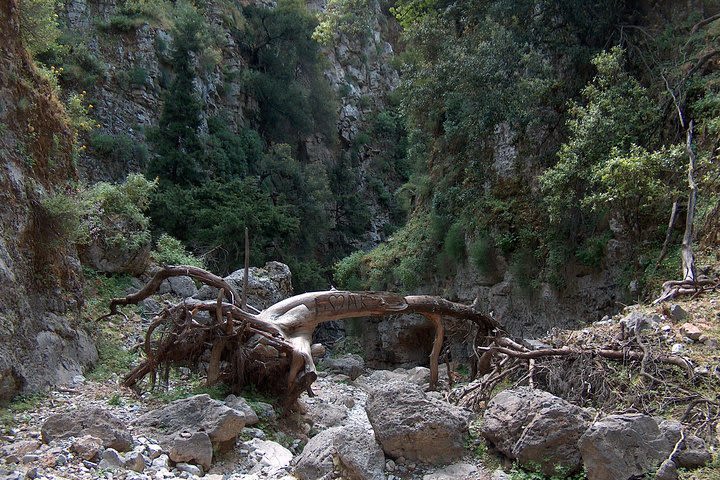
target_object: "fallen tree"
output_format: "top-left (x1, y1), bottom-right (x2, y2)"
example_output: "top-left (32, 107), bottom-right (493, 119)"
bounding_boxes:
top-left (103, 265), bottom-right (501, 406)
top-left (103, 265), bottom-right (702, 416)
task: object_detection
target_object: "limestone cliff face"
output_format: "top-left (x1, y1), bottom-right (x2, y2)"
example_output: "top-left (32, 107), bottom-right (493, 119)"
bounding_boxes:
top-left (0, 1), bottom-right (97, 403)
top-left (62, 0), bottom-right (402, 249)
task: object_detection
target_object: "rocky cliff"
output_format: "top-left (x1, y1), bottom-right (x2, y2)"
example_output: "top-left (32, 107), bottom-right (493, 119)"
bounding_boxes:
top-left (0, 0), bottom-right (96, 403)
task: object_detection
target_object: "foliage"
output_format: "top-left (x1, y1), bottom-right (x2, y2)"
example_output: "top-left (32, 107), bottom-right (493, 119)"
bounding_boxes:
top-left (90, 133), bottom-right (149, 167)
top-left (18, 0), bottom-right (60, 57)
top-left (238, 0), bottom-right (338, 143)
top-left (98, 0), bottom-right (174, 32)
top-left (84, 173), bottom-right (157, 252)
top-left (313, 0), bottom-right (375, 45)
top-left (152, 233), bottom-right (204, 268)
top-left (509, 463), bottom-right (587, 480)
top-left (540, 47), bottom-right (660, 230)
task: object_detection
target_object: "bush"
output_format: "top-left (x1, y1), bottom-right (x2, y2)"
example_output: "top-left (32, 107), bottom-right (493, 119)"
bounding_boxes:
top-left (469, 235), bottom-right (494, 274)
top-left (18, 0), bottom-right (60, 57)
top-left (334, 250), bottom-right (367, 290)
top-left (151, 233), bottom-right (204, 267)
top-left (90, 133), bottom-right (149, 167)
top-left (442, 222), bottom-right (466, 263)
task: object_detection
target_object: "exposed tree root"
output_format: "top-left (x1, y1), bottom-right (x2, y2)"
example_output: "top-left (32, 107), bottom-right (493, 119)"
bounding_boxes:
top-left (102, 265), bottom-right (501, 406)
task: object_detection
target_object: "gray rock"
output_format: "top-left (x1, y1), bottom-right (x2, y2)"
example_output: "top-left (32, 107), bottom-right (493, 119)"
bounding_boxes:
top-left (70, 435), bottom-right (103, 461)
top-left (423, 463), bottom-right (485, 480)
top-left (99, 448), bottom-right (124, 469)
top-left (193, 261), bottom-right (293, 309)
top-left (252, 401), bottom-right (277, 422)
top-left (224, 394), bottom-right (260, 426)
top-left (160, 276), bottom-right (197, 298)
top-left (320, 354), bottom-right (365, 380)
top-left (482, 388), bottom-right (592, 475)
top-left (41, 408), bottom-right (133, 451)
top-left (620, 312), bottom-right (660, 332)
top-left (669, 304), bottom-right (688, 321)
top-left (655, 459), bottom-right (678, 480)
top-left (169, 432), bottom-right (212, 471)
top-left (176, 462), bottom-right (203, 477)
top-left (294, 423), bottom-right (385, 480)
top-left (365, 381), bottom-right (470, 464)
top-left (579, 414), bottom-right (674, 480)
top-left (658, 420), bottom-right (712, 469)
top-left (151, 454), bottom-right (170, 469)
top-left (124, 451), bottom-right (146, 472)
top-left (136, 394), bottom-right (246, 448)
top-left (247, 439), bottom-right (293, 475)
top-left (79, 236), bottom-right (150, 275)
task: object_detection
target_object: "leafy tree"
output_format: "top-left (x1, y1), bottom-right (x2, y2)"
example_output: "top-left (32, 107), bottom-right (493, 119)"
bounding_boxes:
top-left (18, 0), bottom-right (60, 57)
top-left (146, 2), bottom-right (209, 185)
top-left (540, 47), bottom-right (660, 231)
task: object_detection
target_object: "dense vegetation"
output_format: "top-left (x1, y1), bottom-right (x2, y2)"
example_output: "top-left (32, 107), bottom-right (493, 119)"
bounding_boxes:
top-left (336, 0), bottom-right (720, 299)
top-left (17, 0), bottom-right (720, 300)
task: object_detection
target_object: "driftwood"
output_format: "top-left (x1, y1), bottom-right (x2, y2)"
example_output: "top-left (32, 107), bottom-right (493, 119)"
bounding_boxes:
top-left (104, 265), bottom-right (500, 406)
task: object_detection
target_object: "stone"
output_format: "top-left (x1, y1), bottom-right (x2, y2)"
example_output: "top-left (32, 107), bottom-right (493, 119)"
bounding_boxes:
top-left (151, 454), bottom-right (170, 469)
top-left (98, 448), bottom-right (124, 469)
top-left (176, 463), bottom-right (203, 477)
top-left (193, 261), bottom-right (293, 310)
top-left (169, 432), bottom-right (213, 471)
top-left (655, 460), bottom-right (678, 480)
top-left (620, 312), bottom-right (660, 332)
top-left (669, 304), bottom-right (688, 321)
top-left (294, 423), bottom-right (385, 480)
top-left (12, 441), bottom-right (40, 458)
top-left (365, 381), bottom-right (470, 464)
top-left (252, 402), bottom-right (277, 422)
top-left (671, 343), bottom-right (684, 354)
top-left (247, 439), bottom-right (293, 475)
top-left (658, 420), bottom-right (712, 469)
top-left (136, 394), bottom-right (246, 447)
top-left (320, 354), bottom-right (365, 380)
top-left (124, 451), bottom-right (146, 472)
top-left (159, 276), bottom-right (197, 298)
top-left (70, 435), bottom-right (103, 461)
top-left (79, 236), bottom-right (150, 275)
top-left (579, 414), bottom-right (675, 480)
top-left (680, 323), bottom-right (702, 341)
top-left (482, 388), bottom-right (592, 475)
top-left (224, 394), bottom-right (260, 426)
top-left (146, 444), bottom-right (162, 460)
top-left (41, 408), bottom-right (133, 451)
top-left (423, 463), bottom-right (484, 480)
top-left (305, 402), bottom-right (348, 429)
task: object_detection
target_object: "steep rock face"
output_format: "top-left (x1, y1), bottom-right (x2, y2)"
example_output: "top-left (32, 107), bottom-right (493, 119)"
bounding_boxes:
top-left (0, 0), bottom-right (97, 403)
top-left (61, 0), bottom-right (403, 250)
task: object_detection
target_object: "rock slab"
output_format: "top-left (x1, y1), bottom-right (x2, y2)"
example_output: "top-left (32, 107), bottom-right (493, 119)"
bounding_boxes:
top-left (41, 407), bottom-right (133, 452)
top-left (482, 387), bottom-right (593, 475)
top-left (365, 381), bottom-right (470, 464)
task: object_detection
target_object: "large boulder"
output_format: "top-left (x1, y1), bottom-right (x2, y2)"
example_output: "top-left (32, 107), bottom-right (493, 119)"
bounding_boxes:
top-left (194, 261), bottom-right (293, 309)
top-left (135, 394), bottom-right (246, 459)
top-left (482, 387), bottom-right (593, 475)
top-left (169, 431), bottom-right (213, 471)
top-left (320, 354), bottom-right (365, 380)
top-left (41, 408), bottom-right (133, 451)
top-left (365, 381), bottom-right (470, 464)
top-left (579, 414), bottom-right (675, 480)
top-left (294, 423), bottom-right (385, 480)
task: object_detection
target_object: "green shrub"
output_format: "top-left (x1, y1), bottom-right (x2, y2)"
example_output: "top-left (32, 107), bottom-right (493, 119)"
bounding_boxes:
top-left (40, 191), bottom-right (89, 246)
top-left (18, 0), bottom-right (60, 57)
top-left (90, 133), bottom-right (149, 167)
top-left (334, 250), bottom-right (367, 290)
top-left (151, 233), bottom-right (204, 267)
top-left (469, 235), bottom-right (494, 274)
top-left (442, 222), bottom-right (466, 263)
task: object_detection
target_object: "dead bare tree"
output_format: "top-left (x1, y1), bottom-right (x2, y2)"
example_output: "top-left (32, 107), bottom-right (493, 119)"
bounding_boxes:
top-left (654, 121), bottom-right (719, 303)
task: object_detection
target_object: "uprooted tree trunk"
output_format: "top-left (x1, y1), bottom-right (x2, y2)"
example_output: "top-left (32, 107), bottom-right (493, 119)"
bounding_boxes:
top-left (104, 265), bottom-right (501, 407)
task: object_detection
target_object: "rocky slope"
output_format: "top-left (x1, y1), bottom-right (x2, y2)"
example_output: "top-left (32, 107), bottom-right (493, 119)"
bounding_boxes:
top-left (0, 0), bottom-right (96, 404)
